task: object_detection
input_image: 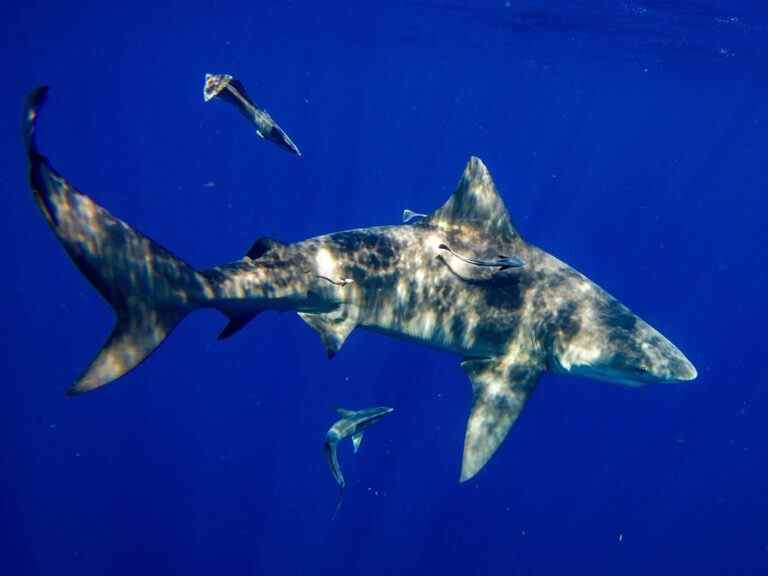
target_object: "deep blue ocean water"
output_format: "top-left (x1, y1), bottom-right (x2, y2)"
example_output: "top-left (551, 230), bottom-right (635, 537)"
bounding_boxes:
top-left (2, 1), bottom-right (767, 574)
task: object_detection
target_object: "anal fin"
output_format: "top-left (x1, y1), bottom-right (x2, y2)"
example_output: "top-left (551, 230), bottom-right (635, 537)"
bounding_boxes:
top-left (459, 357), bottom-right (541, 482)
top-left (218, 311), bottom-right (261, 340)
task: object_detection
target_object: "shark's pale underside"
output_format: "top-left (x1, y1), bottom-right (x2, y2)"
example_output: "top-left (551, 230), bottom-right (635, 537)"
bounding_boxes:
top-left (23, 88), bottom-right (697, 482)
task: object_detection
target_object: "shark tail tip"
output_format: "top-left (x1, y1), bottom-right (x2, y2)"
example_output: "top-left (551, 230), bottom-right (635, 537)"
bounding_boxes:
top-left (23, 86), bottom-right (51, 154)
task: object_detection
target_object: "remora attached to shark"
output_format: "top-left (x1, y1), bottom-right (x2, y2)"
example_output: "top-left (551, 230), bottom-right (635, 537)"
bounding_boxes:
top-left (203, 73), bottom-right (302, 157)
top-left (325, 407), bottom-right (394, 489)
top-left (24, 87), bottom-right (697, 482)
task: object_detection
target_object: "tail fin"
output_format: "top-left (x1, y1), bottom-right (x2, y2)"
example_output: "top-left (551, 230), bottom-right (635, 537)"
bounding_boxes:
top-left (24, 88), bottom-right (211, 395)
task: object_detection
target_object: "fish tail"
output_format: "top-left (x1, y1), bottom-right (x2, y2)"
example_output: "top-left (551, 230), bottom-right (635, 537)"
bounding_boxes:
top-left (331, 487), bottom-right (345, 521)
top-left (24, 87), bottom-right (212, 395)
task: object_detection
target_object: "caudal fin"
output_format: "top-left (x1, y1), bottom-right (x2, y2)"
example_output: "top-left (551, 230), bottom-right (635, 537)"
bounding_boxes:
top-left (24, 87), bottom-right (211, 395)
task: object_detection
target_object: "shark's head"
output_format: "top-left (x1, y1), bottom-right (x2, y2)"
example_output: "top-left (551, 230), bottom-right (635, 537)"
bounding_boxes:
top-left (550, 286), bottom-right (697, 386)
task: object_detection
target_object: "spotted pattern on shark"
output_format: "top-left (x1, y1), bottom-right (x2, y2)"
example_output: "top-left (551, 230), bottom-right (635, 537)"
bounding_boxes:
top-left (23, 88), bottom-right (696, 481)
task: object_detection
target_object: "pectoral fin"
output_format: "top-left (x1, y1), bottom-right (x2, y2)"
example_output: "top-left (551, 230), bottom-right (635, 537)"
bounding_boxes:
top-left (459, 357), bottom-right (541, 482)
top-left (351, 432), bottom-right (364, 453)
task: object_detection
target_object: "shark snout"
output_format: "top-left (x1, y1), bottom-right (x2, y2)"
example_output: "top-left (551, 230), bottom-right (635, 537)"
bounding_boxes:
top-left (629, 333), bottom-right (698, 384)
top-left (666, 347), bottom-right (697, 382)
top-left (554, 307), bottom-right (698, 387)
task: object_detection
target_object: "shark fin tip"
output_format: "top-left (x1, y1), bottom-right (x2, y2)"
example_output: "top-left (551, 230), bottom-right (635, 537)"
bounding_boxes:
top-left (65, 385), bottom-right (85, 397)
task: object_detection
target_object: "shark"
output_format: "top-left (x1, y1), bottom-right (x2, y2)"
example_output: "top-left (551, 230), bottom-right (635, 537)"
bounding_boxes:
top-left (325, 407), bottom-right (394, 489)
top-left (203, 73), bottom-right (302, 157)
top-left (23, 87), bottom-right (697, 482)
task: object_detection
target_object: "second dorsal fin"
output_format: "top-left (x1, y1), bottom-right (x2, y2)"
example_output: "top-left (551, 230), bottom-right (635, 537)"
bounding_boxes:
top-left (246, 237), bottom-right (285, 260)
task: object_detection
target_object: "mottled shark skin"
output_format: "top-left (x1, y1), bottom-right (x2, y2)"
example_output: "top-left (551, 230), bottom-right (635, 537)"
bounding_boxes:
top-left (203, 73), bottom-right (302, 157)
top-left (24, 88), bottom-right (697, 482)
top-left (325, 407), bottom-right (394, 489)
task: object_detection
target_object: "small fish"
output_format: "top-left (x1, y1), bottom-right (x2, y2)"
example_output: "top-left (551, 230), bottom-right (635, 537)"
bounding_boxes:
top-left (439, 243), bottom-right (525, 270)
top-left (203, 73), bottom-right (302, 157)
top-left (317, 275), bottom-right (354, 287)
top-left (402, 209), bottom-right (428, 224)
top-left (324, 407), bottom-right (393, 518)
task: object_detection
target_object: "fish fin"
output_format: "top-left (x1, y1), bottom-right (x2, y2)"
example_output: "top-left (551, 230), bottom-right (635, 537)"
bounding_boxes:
top-left (203, 73), bottom-right (233, 102)
top-left (336, 408), bottom-right (356, 418)
top-left (298, 307), bottom-right (358, 358)
top-left (459, 357), bottom-right (542, 482)
top-left (331, 486), bottom-right (345, 521)
top-left (245, 237), bottom-right (285, 260)
top-left (430, 157), bottom-right (520, 243)
top-left (267, 124), bottom-right (302, 157)
top-left (402, 209), bottom-right (427, 224)
top-left (324, 436), bottom-right (345, 490)
top-left (352, 432), bottom-right (364, 453)
top-left (217, 311), bottom-right (261, 340)
top-left (227, 77), bottom-right (250, 100)
top-left (24, 88), bottom-right (206, 395)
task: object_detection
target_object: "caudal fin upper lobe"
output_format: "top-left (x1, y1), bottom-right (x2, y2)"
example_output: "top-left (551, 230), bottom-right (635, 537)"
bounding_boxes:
top-left (24, 87), bottom-right (211, 394)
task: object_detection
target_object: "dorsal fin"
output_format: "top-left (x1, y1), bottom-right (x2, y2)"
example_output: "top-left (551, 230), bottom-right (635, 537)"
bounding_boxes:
top-left (429, 157), bottom-right (520, 243)
top-left (246, 237), bottom-right (284, 260)
top-left (336, 408), bottom-right (356, 418)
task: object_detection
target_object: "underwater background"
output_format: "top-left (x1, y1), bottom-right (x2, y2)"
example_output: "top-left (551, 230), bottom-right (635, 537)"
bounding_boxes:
top-left (2, 1), bottom-right (767, 574)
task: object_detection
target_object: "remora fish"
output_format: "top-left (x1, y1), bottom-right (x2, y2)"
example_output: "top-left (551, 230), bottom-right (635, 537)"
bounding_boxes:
top-left (438, 243), bottom-right (525, 270)
top-left (24, 88), bottom-right (697, 482)
top-left (325, 407), bottom-right (394, 489)
top-left (203, 73), bottom-right (302, 157)
top-left (402, 209), bottom-right (428, 224)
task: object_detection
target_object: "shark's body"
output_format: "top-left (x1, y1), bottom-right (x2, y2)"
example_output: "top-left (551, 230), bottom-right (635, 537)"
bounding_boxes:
top-left (203, 73), bottom-right (302, 157)
top-left (325, 407), bottom-right (394, 488)
top-left (24, 88), bottom-right (696, 482)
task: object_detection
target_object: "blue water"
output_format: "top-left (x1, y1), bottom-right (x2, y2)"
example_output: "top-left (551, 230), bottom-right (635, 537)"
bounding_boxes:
top-left (2, 1), bottom-right (767, 574)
